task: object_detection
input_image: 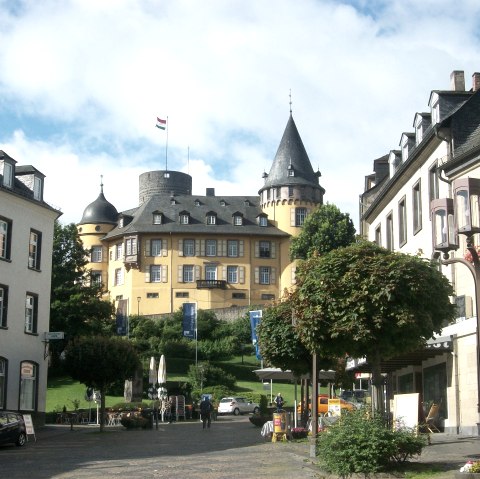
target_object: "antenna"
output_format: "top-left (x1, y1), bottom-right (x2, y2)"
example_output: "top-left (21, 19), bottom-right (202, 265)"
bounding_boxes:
top-left (100, 174), bottom-right (104, 193)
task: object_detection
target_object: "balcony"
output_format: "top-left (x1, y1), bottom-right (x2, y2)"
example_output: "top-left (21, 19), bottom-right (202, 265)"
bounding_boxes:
top-left (196, 280), bottom-right (227, 290)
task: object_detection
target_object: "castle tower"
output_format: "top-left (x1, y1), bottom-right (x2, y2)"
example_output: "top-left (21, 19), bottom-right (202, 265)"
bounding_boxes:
top-left (259, 113), bottom-right (325, 293)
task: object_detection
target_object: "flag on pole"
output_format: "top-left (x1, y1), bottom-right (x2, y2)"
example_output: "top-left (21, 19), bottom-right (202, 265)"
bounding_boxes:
top-left (156, 117), bottom-right (167, 130)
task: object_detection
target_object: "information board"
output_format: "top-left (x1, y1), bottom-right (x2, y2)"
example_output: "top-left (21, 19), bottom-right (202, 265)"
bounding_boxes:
top-left (393, 393), bottom-right (419, 430)
top-left (23, 414), bottom-right (36, 442)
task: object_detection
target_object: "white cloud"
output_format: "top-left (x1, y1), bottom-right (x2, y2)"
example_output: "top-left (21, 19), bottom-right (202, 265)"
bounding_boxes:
top-left (1, 0), bottom-right (480, 228)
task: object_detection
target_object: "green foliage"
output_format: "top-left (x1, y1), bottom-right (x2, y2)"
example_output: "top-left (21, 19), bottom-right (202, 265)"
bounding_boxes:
top-left (63, 336), bottom-right (140, 393)
top-left (294, 241), bottom-right (456, 366)
top-left (187, 361), bottom-right (236, 391)
top-left (317, 410), bottom-right (427, 476)
top-left (256, 299), bottom-right (315, 376)
top-left (290, 203), bottom-right (356, 260)
top-left (191, 385), bottom-right (233, 405)
top-left (50, 222), bottom-right (115, 368)
top-left (198, 337), bottom-right (237, 360)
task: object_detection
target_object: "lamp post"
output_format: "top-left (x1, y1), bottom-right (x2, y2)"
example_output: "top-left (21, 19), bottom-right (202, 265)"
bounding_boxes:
top-left (137, 296), bottom-right (141, 316)
top-left (431, 178), bottom-right (480, 424)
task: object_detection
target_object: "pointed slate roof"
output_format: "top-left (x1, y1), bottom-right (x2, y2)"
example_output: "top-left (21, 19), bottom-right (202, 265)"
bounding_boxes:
top-left (259, 113), bottom-right (321, 192)
top-left (79, 186), bottom-right (118, 225)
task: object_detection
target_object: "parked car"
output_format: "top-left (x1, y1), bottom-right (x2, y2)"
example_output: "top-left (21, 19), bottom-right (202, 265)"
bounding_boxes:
top-left (297, 394), bottom-right (356, 415)
top-left (0, 411), bottom-right (27, 447)
top-left (217, 397), bottom-right (260, 415)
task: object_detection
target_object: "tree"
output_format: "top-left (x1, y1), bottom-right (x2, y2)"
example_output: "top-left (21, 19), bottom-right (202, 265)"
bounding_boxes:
top-left (50, 222), bottom-right (115, 366)
top-left (290, 203), bottom-right (356, 260)
top-left (63, 336), bottom-right (140, 432)
top-left (293, 241), bottom-right (456, 413)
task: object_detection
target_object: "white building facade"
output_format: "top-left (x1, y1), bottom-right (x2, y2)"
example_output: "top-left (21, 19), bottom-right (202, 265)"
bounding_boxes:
top-left (0, 151), bottom-right (60, 424)
top-left (358, 71), bottom-right (480, 435)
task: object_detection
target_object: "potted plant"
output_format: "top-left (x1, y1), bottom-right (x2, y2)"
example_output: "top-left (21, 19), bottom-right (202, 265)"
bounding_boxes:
top-left (456, 460), bottom-right (480, 478)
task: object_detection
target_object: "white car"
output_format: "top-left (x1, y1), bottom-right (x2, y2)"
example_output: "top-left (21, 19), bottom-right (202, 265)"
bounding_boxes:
top-left (217, 397), bottom-right (260, 416)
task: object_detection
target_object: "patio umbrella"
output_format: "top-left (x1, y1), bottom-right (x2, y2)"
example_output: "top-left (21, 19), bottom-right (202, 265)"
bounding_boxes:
top-left (148, 356), bottom-right (157, 385)
top-left (157, 355), bottom-right (168, 421)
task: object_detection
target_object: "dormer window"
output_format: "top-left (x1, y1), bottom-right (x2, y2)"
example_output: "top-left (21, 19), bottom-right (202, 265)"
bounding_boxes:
top-left (206, 212), bottom-right (217, 225)
top-left (233, 214), bottom-right (243, 226)
top-left (33, 176), bottom-right (43, 201)
top-left (258, 215), bottom-right (268, 227)
top-left (244, 199), bottom-right (250, 207)
top-left (180, 212), bottom-right (190, 224)
top-left (429, 93), bottom-right (440, 124)
top-left (153, 212), bottom-right (163, 225)
top-left (118, 217), bottom-right (124, 228)
top-left (220, 199), bottom-right (226, 206)
top-left (400, 133), bottom-right (414, 163)
top-left (194, 199), bottom-right (201, 206)
top-left (170, 197), bottom-right (176, 205)
top-left (2, 161), bottom-right (13, 188)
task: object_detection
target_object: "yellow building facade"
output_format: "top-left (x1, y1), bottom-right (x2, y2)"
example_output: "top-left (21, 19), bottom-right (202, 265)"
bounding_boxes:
top-left (77, 114), bottom-right (324, 316)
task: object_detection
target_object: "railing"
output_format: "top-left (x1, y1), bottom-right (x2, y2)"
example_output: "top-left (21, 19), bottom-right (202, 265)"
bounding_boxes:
top-left (196, 280), bottom-right (227, 289)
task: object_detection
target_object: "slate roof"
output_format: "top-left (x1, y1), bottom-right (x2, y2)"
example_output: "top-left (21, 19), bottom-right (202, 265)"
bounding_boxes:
top-left (79, 189), bottom-right (119, 225)
top-left (103, 193), bottom-right (289, 240)
top-left (259, 114), bottom-right (321, 192)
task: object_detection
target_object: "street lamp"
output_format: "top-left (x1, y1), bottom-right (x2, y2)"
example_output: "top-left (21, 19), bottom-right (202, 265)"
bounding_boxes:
top-left (137, 296), bottom-right (141, 316)
top-left (431, 177), bottom-right (480, 420)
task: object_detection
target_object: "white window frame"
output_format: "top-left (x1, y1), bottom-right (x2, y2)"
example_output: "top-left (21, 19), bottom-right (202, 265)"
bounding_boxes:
top-left (0, 218), bottom-right (11, 260)
top-left (180, 214), bottom-right (189, 224)
top-left (413, 180), bottom-right (422, 234)
top-left (227, 266), bottom-right (238, 284)
top-left (259, 266), bottom-right (271, 285)
top-left (150, 265), bottom-right (162, 283)
top-left (151, 239), bottom-right (162, 256)
top-left (206, 239), bottom-right (217, 257)
top-left (114, 268), bottom-right (123, 286)
top-left (227, 240), bottom-right (238, 257)
top-left (115, 243), bottom-right (123, 260)
top-left (398, 197), bottom-right (407, 247)
top-left (91, 271), bottom-right (102, 286)
top-left (153, 213), bottom-right (162, 225)
top-left (295, 207), bottom-right (307, 226)
top-left (183, 265), bottom-right (194, 283)
top-left (25, 294), bottom-right (37, 333)
top-left (233, 215), bottom-right (243, 226)
top-left (91, 245), bottom-right (103, 262)
top-left (3, 162), bottom-right (13, 188)
top-left (33, 177), bottom-right (42, 200)
top-left (125, 237), bottom-right (137, 256)
top-left (183, 239), bottom-right (195, 257)
top-left (205, 264), bottom-right (217, 280)
top-left (28, 230), bottom-right (40, 269)
top-left (206, 214), bottom-right (216, 225)
top-left (259, 216), bottom-right (268, 227)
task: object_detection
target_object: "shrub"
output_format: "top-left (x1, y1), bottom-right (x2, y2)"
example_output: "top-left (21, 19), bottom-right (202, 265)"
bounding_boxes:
top-left (120, 415), bottom-right (151, 429)
top-left (317, 410), bottom-right (427, 476)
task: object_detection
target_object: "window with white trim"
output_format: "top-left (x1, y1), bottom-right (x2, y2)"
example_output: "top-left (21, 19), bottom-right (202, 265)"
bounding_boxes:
top-left (398, 197), bottom-right (407, 246)
top-left (91, 245), bottom-right (102, 262)
top-left (28, 230), bottom-right (41, 270)
top-left (180, 213), bottom-right (190, 224)
top-left (227, 240), bottom-right (238, 257)
top-left (3, 162), bottom-right (13, 188)
top-left (115, 243), bottom-right (123, 260)
top-left (429, 162), bottom-right (439, 202)
top-left (227, 266), bottom-right (238, 284)
top-left (206, 239), bottom-right (217, 256)
top-left (0, 218), bottom-right (12, 260)
top-left (153, 213), bottom-right (162, 225)
top-left (151, 239), bottom-right (162, 256)
top-left (206, 213), bottom-right (216, 225)
top-left (386, 212), bottom-right (394, 251)
top-left (258, 216), bottom-right (268, 227)
top-left (183, 265), bottom-right (194, 283)
top-left (150, 265), bottom-right (162, 283)
top-left (19, 361), bottom-right (37, 411)
top-left (0, 285), bottom-right (7, 328)
top-left (295, 207), bottom-right (307, 226)
top-left (183, 239), bottom-right (195, 256)
top-left (125, 237), bottom-right (137, 256)
top-left (114, 268), bottom-right (123, 286)
top-left (375, 225), bottom-right (382, 247)
top-left (33, 176), bottom-right (42, 200)
top-left (233, 215), bottom-right (243, 226)
top-left (259, 266), bottom-right (271, 284)
top-left (25, 294), bottom-right (38, 333)
top-left (413, 180), bottom-right (422, 234)
top-left (259, 241), bottom-right (271, 258)
top-left (205, 264), bottom-right (217, 280)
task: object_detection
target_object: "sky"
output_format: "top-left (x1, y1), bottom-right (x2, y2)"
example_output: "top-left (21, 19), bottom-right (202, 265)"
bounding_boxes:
top-left (1, 0), bottom-right (480, 229)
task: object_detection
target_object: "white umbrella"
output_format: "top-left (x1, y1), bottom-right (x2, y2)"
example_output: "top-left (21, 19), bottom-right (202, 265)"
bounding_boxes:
top-left (158, 355), bottom-right (166, 385)
top-left (148, 356), bottom-right (157, 385)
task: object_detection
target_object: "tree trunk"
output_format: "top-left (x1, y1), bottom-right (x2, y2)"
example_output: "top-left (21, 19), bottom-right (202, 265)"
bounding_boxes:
top-left (370, 352), bottom-right (385, 417)
top-left (99, 386), bottom-right (106, 432)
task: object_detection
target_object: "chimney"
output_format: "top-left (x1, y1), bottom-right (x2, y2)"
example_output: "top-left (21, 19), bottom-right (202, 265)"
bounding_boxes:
top-left (472, 72), bottom-right (480, 92)
top-left (450, 70), bottom-right (465, 91)
top-left (206, 188), bottom-right (215, 197)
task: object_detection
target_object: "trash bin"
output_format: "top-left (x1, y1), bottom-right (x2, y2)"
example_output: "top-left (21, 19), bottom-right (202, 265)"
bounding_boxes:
top-left (273, 412), bottom-right (287, 434)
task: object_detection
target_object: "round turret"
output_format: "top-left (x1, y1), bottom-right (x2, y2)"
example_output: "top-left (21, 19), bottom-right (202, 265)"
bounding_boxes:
top-left (79, 190), bottom-right (118, 225)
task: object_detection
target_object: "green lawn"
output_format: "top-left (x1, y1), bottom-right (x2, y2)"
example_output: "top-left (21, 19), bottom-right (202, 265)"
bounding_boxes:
top-left (46, 355), bottom-right (302, 412)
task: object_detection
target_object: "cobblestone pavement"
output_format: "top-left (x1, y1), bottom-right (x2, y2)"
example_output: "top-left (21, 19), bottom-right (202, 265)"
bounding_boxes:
top-left (1, 415), bottom-right (479, 479)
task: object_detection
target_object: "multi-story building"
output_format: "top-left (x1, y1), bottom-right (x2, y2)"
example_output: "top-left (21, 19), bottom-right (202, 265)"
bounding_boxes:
top-left (77, 113), bottom-right (324, 319)
top-left (0, 150), bottom-right (60, 423)
top-left (358, 70), bottom-right (480, 435)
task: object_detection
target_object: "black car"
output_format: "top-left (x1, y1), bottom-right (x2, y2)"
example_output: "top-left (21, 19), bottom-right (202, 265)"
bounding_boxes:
top-left (0, 411), bottom-right (27, 447)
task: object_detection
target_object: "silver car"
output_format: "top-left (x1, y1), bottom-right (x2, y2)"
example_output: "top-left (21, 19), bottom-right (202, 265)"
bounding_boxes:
top-left (217, 397), bottom-right (260, 416)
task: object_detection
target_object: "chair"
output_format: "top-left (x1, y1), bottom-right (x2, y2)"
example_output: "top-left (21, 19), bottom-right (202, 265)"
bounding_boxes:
top-left (422, 403), bottom-right (441, 433)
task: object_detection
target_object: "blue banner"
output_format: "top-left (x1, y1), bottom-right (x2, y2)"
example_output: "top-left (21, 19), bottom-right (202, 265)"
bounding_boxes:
top-left (182, 303), bottom-right (197, 339)
top-left (249, 310), bottom-right (262, 360)
top-left (116, 299), bottom-right (128, 336)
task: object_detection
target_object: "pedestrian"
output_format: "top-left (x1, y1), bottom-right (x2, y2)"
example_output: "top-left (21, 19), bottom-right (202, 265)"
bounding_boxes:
top-left (200, 396), bottom-right (213, 429)
top-left (274, 392), bottom-right (284, 412)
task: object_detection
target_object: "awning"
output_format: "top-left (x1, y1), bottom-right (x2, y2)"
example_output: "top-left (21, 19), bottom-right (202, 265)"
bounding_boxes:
top-left (345, 336), bottom-right (453, 374)
top-left (253, 367), bottom-right (335, 381)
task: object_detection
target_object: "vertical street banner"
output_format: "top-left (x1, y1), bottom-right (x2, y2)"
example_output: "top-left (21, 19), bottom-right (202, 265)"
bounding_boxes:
top-left (249, 310), bottom-right (262, 360)
top-left (116, 299), bottom-right (128, 336)
top-left (182, 302), bottom-right (197, 339)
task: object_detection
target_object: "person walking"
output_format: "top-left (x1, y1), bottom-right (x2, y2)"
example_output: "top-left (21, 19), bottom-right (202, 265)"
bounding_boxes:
top-left (200, 396), bottom-right (213, 429)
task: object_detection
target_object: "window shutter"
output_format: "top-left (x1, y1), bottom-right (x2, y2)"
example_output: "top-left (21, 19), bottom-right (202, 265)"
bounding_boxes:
top-left (145, 240), bottom-right (151, 256)
top-left (178, 239), bottom-right (183, 256)
top-left (254, 241), bottom-right (259, 258)
top-left (291, 208), bottom-right (296, 226)
top-left (195, 239), bottom-right (200, 256)
top-left (162, 239), bottom-right (168, 257)
top-left (145, 268), bottom-right (151, 283)
top-left (239, 266), bottom-right (245, 284)
top-left (200, 240), bottom-right (205, 256)
top-left (239, 240), bottom-right (244, 257)
top-left (270, 267), bottom-right (276, 284)
top-left (195, 265), bottom-right (201, 280)
top-left (178, 265), bottom-right (183, 282)
top-left (222, 267), bottom-right (227, 281)
top-left (254, 267), bottom-right (259, 284)
top-left (271, 242), bottom-right (276, 258)
top-left (162, 265), bottom-right (168, 283)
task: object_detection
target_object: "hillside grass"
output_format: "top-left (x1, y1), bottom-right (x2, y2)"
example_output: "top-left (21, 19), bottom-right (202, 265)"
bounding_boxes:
top-left (46, 354), bottom-right (301, 412)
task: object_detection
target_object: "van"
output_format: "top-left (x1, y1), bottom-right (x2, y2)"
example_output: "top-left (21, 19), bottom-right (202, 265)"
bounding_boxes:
top-left (297, 394), bottom-right (356, 415)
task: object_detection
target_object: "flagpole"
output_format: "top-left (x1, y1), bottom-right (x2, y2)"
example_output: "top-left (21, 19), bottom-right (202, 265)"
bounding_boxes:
top-left (165, 116), bottom-right (169, 171)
